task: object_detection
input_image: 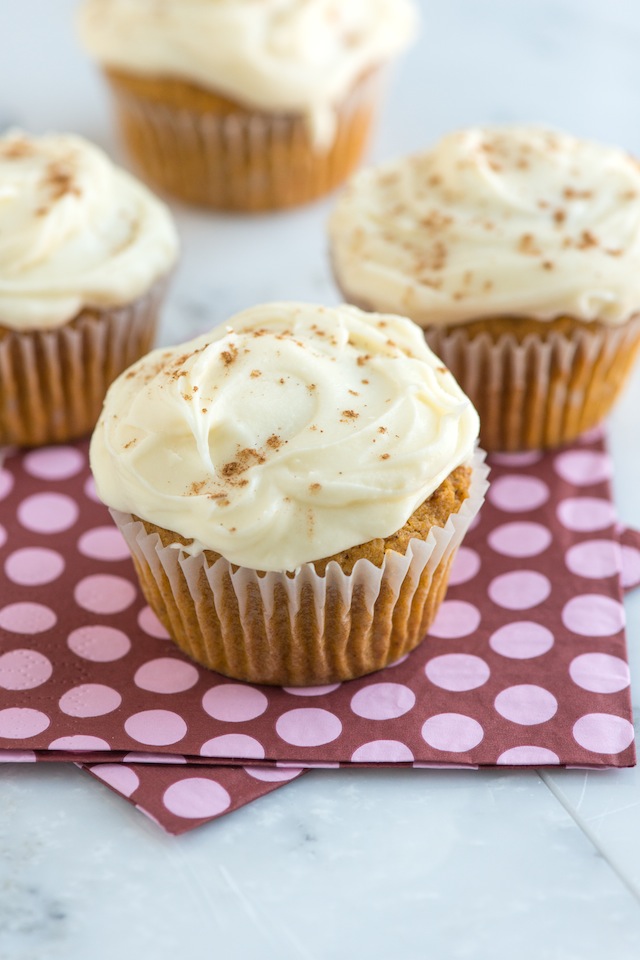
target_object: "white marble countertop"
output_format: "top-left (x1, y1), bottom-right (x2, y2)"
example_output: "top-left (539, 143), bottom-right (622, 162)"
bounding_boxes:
top-left (3, 1), bottom-right (640, 958)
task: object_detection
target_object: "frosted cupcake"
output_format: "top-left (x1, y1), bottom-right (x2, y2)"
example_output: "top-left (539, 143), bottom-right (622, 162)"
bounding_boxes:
top-left (90, 302), bottom-right (485, 686)
top-left (77, 0), bottom-right (418, 212)
top-left (329, 125), bottom-right (640, 450)
top-left (0, 130), bottom-right (178, 447)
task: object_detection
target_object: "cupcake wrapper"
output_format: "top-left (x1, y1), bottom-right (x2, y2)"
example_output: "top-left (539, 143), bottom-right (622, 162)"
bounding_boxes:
top-left (111, 450), bottom-right (489, 686)
top-left (425, 317), bottom-right (640, 451)
top-left (105, 69), bottom-right (383, 212)
top-left (0, 280), bottom-right (167, 447)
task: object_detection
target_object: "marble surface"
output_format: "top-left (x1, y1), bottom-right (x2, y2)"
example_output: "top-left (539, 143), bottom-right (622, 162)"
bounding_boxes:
top-left (3, 1), bottom-right (640, 958)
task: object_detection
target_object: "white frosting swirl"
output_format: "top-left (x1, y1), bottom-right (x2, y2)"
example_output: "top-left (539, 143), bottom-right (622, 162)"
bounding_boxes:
top-left (329, 125), bottom-right (640, 326)
top-left (77, 0), bottom-right (418, 144)
top-left (0, 131), bottom-right (178, 330)
top-left (90, 302), bottom-right (479, 572)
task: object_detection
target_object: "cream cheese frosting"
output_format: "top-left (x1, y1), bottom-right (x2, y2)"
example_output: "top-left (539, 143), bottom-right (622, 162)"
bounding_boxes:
top-left (90, 302), bottom-right (479, 572)
top-left (329, 125), bottom-right (640, 326)
top-left (0, 131), bottom-right (178, 330)
top-left (77, 0), bottom-right (418, 145)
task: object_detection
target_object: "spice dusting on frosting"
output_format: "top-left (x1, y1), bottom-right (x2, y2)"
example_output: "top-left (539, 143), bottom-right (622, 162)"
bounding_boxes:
top-left (329, 125), bottom-right (640, 326)
top-left (0, 130), bottom-right (178, 330)
top-left (90, 301), bottom-right (478, 571)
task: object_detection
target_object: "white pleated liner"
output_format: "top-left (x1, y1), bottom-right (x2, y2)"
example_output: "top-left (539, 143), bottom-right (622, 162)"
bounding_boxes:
top-left (425, 315), bottom-right (640, 451)
top-left (0, 280), bottom-right (167, 446)
top-left (105, 68), bottom-right (383, 211)
top-left (111, 449), bottom-right (489, 685)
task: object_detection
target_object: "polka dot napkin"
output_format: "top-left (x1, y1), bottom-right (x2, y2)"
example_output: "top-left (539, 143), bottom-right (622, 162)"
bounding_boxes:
top-left (0, 427), bottom-right (637, 834)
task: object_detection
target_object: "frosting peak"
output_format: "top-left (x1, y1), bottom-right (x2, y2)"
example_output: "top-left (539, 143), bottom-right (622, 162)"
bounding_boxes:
top-left (329, 125), bottom-right (640, 326)
top-left (90, 302), bottom-right (479, 571)
top-left (0, 131), bottom-right (178, 330)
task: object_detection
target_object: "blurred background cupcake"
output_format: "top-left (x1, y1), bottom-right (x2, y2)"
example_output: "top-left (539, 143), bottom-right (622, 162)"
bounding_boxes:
top-left (90, 301), bottom-right (484, 686)
top-left (0, 130), bottom-right (178, 447)
top-left (77, 0), bottom-right (418, 212)
top-left (329, 125), bottom-right (640, 451)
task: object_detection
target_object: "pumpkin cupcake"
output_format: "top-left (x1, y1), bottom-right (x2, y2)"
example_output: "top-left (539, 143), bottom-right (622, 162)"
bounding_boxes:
top-left (90, 302), bottom-right (485, 686)
top-left (0, 130), bottom-right (178, 447)
top-left (329, 125), bottom-right (640, 450)
top-left (77, 0), bottom-right (418, 212)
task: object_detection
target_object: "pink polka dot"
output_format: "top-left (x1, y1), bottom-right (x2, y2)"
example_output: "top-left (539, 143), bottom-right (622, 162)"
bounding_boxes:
top-left (497, 746), bottom-right (560, 765)
top-left (244, 766), bottom-right (303, 782)
top-left (494, 685), bottom-right (558, 725)
top-left (84, 475), bottom-right (102, 503)
top-left (488, 475), bottom-right (549, 513)
top-left (283, 683), bottom-right (342, 696)
top-left (23, 446), bottom-right (84, 480)
top-left (0, 707), bottom-right (50, 739)
top-left (18, 493), bottom-right (79, 534)
top-left (621, 545), bottom-right (640, 590)
top-left (78, 526), bottom-right (130, 561)
top-left (74, 574), bottom-right (136, 614)
top-left (428, 600), bottom-right (481, 638)
top-left (350, 683), bottom-right (415, 720)
top-left (351, 740), bottom-right (414, 763)
top-left (202, 684), bottom-right (268, 722)
top-left (556, 497), bottom-right (616, 532)
top-left (0, 649), bottom-right (52, 690)
top-left (5, 547), bottom-right (65, 586)
top-left (124, 752), bottom-right (186, 764)
top-left (124, 710), bottom-right (187, 746)
top-left (386, 653), bottom-right (410, 668)
top-left (421, 714), bottom-right (484, 752)
top-left (281, 761), bottom-right (339, 769)
top-left (0, 525), bottom-right (6, 550)
top-left (0, 602), bottom-right (56, 634)
top-left (0, 750), bottom-right (36, 762)
top-left (58, 683), bottom-right (122, 718)
top-left (90, 764), bottom-right (140, 797)
top-left (201, 735), bottom-right (265, 759)
top-left (0, 469), bottom-right (13, 500)
top-left (490, 451), bottom-right (543, 467)
top-left (573, 714), bottom-right (635, 754)
top-left (569, 653), bottom-right (630, 694)
top-left (554, 450), bottom-right (612, 486)
top-left (67, 625), bottom-right (131, 662)
top-left (49, 735), bottom-right (111, 751)
top-left (562, 594), bottom-right (625, 637)
top-left (577, 425), bottom-right (605, 444)
top-left (448, 547), bottom-right (481, 585)
top-left (134, 658), bottom-right (199, 694)
top-left (488, 522), bottom-right (552, 558)
top-left (163, 778), bottom-right (231, 819)
top-left (425, 654), bottom-right (490, 691)
top-left (276, 708), bottom-right (342, 747)
top-left (488, 571), bottom-right (551, 610)
top-left (565, 540), bottom-right (621, 580)
top-left (489, 621), bottom-right (554, 659)
top-left (137, 606), bottom-right (170, 640)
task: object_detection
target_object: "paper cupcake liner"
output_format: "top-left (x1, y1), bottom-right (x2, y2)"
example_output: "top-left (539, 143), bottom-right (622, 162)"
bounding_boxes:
top-left (425, 316), bottom-right (640, 452)
top-left (0, 280), bottom-right (167, 447)
top-left (111, 451), bottom-right (489, 687)
top-left (104, 69), bottom-right (383, 212)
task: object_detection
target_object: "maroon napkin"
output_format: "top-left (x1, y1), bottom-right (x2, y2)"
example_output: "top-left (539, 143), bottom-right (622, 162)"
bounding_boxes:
top-left (80, 760), bottom-right (305, 835)
top-left (0, 427), bottom-right (636, 832)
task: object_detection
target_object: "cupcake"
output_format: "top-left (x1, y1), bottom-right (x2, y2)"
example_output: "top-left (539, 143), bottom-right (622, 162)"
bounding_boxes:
top-left (77, 0), bottom-right (418, 212)
top-left (328, 125), bottom-right (640, 451)
top-left (0, 130), bottom-right (178, 447)
top-left (90, 302), bottom-right (485, 686)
